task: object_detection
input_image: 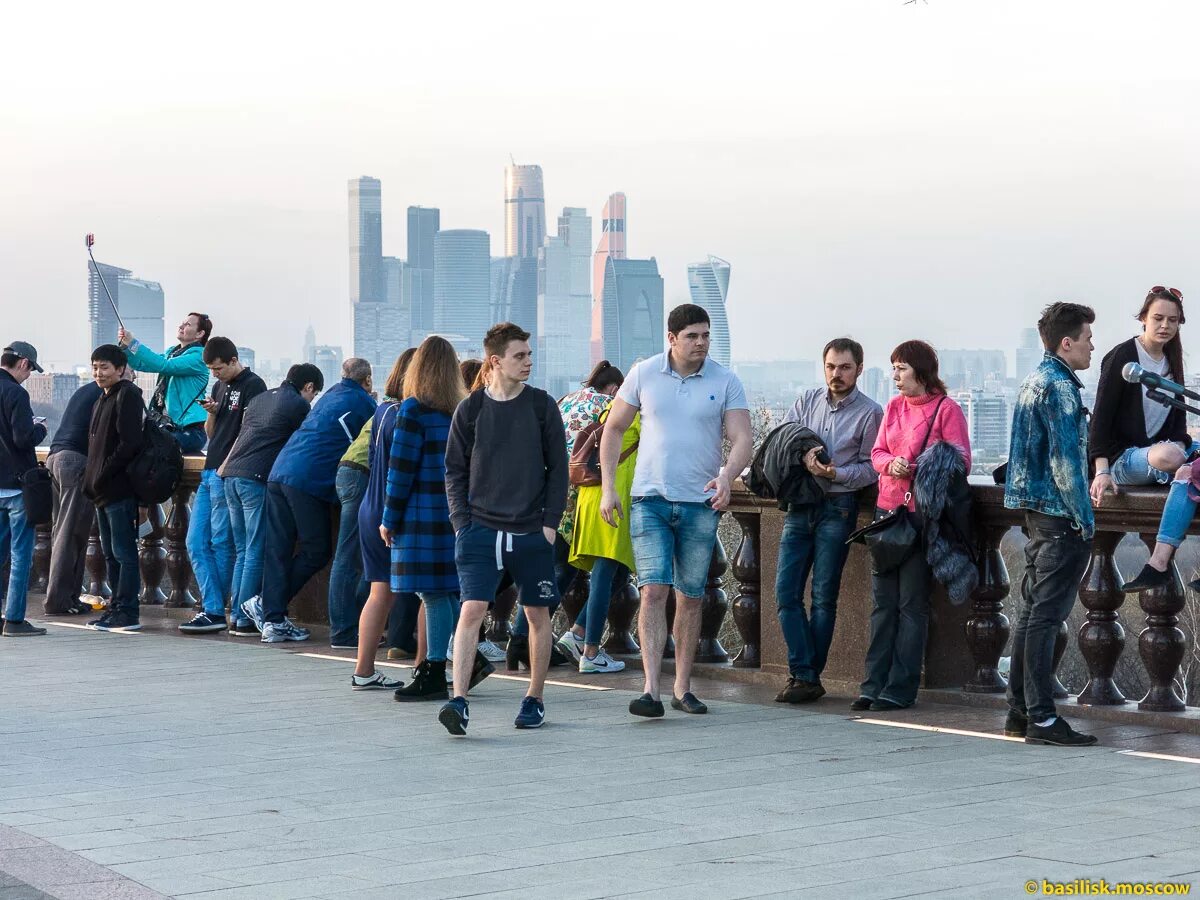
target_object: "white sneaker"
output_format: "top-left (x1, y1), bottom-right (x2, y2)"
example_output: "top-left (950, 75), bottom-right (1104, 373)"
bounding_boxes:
top-left (556, 631), bottom-right (586, 662)
top-left (478, 639), bottom-right (506, 663)
top-left (580, 648), bottom-right (625, 674)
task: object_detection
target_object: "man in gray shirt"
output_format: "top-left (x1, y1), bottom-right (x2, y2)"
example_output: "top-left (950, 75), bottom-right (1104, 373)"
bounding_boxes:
top-left (775, 338), bottom-right (883, 704)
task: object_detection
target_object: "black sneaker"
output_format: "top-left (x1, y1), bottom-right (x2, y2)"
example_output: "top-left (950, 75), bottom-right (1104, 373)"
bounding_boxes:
top-left (179, 612), bottom-right (227, 634)
top-left (2, 620), bottom-right (47, 636)
top-left (869, 698), bottom-right (909, 712)
top-left (849, 696), bottom-right (874, 711)
top-left (92, 610), bottom-right (141, 632)
top-left (1025, 716), bottom-right (1098, 747)
top-left (775, 677), bottom-right (825, 704)
top-left (88, 611), bottom-right (114, 629)
top-left (1003, 709), bottom-right (1028, 737)
top-left (227, 619), bottom-right (258, 636)
top-left (629, 693), bottom-right (665, 718)
top-left (1121, 563), bottom-right (1171, 593)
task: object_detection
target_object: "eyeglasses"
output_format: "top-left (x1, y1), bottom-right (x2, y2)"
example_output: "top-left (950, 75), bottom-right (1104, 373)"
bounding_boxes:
top-left (1150, 286), bottom-right (1183, 301)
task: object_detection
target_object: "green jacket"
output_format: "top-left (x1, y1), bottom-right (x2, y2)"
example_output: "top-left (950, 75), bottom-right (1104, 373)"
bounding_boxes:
top-left (125, 339), bottom-right (209, 428)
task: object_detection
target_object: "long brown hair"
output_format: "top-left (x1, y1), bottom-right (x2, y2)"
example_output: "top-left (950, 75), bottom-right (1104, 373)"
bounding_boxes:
top-left (384, 348), bottom-right (418, 400)
top-left (459, 358), bottom-right (483, 389)
top-left (890, 340), bottom-right (947, 395)
top-left (1137, 288), bottom-right (1186, 383)
top-left (404, 336), bottom-right (467, 415)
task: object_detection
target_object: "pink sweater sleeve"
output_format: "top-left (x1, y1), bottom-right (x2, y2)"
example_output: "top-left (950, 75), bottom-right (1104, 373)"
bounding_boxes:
top-left (871, 401), bottom-right (896, 474)
top-left (937, 399), bottom-right (972, 469)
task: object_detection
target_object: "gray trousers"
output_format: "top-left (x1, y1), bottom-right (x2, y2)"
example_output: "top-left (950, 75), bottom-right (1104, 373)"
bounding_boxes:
top-left (45, 450), bottom-right (95, 612)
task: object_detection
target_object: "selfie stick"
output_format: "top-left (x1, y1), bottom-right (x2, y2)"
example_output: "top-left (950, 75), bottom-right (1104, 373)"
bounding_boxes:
top-left (85, 233), bottom-right (126, 332)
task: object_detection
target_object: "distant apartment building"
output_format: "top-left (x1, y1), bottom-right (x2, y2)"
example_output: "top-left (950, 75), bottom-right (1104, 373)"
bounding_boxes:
top-left (1015, 328), bottom-right (1043, 383)
top-left (686, 256), bottom-right (733, 366)
top-left (349, 177), bottom-right (410, 383)
top-left (88, 261), bottom-right (165, 353)
top-left (309, 346), bottom-right (344, 394)
top-left (939, 349), bottom-right (1007, 391)
top-left (25, 372), bottom-right (81, 407)
top-left (955, 388), bottom-right (1009, 459)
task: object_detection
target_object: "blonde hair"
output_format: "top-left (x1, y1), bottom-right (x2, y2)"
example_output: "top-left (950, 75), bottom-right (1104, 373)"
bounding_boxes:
top-left (404, 336), bottom-right (467, 415)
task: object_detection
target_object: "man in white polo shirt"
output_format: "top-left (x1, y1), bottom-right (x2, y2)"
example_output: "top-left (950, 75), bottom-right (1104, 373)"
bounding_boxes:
top-left (599, 304), bottom-right (752, 718)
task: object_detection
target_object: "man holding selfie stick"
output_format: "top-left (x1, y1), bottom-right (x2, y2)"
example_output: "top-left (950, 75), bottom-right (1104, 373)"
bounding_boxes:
top-left (0, 341), bottom-right (49, 636)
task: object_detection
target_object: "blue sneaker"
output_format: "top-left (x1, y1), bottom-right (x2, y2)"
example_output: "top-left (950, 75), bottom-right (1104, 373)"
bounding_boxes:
top-left (439, 696), bottom-right (469, 736)
top-left (514, 695), bottom-right (545, 729)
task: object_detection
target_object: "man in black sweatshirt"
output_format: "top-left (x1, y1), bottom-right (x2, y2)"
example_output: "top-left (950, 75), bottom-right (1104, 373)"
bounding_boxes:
top-left (440, 323), bottom-right (568, 736)
top-left (44, 379), bottom-right (103, 614)
top-left (83, 345), bottom-right (145, 632)
top-left (0, 341), bottom-right (49, 636)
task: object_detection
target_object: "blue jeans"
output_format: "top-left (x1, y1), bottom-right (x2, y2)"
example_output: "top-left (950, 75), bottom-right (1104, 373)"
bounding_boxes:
top-left (861, 508), bottom-right (930, 706)
top-left (630, 495), bottom-right (720, 598)
top-left (422, 592), bottom-right (460, 661)
top-left (328, 466), bottom-right (369, 646)
top-left (1157, 480), bottom-right (1197, 548)
top-left (224, 477), bottom-right (267, 613)
top-left (775, 493), bottom-right (858, 682)
top-left (261, 483), bottom-right (332, 625)
top-left (1111, 440), bottom-right (1198, 486)
top-left (579, 557), bottom-right (624, 646)
top-left (0, 493), bottom-right (33, 622)
top-left (186, 469), bottom-right (235, 616)
top-left (174, 425), bottom-right (207, 455)
top-left (97, 498), bottom-right (140, 616)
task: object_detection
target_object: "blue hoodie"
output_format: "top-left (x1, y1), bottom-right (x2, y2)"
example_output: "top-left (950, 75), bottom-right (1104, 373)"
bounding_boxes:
top-left (268, 378), bottom-right (376, 503)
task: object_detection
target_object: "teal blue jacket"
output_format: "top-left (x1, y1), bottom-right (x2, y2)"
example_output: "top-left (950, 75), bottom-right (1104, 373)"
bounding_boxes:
top-left (125, 339), bottom-right (209, 428)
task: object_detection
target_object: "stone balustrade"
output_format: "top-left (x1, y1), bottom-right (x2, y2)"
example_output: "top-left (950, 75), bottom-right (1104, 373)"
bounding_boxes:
top-left (30, 452), bottom-right (1195, 715)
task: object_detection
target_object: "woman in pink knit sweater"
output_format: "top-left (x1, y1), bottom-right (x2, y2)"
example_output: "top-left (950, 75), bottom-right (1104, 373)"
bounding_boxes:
top-left (851, 340), bottom-right (971, 712)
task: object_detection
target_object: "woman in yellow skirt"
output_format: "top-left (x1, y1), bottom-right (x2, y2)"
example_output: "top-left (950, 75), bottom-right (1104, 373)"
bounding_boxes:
top-left (556, 408), bottom-right (641, 673)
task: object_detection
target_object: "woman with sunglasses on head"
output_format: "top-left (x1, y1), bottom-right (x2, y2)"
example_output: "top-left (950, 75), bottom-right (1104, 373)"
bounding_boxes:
top-left (1090, 287), bottom-right (1192, 507)
top-left (1110, 287), bottom-right (1200, 591)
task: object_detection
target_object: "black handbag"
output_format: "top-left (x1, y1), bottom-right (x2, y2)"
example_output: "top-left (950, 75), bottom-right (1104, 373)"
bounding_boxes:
top-left (20, 463), bottom-right (53, 527)
top-left (846, 397), bottom-right (945, 575)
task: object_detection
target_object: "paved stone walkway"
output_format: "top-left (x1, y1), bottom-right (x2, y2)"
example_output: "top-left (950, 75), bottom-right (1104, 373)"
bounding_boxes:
top-left (2, 623), bottom-right (1200, 899)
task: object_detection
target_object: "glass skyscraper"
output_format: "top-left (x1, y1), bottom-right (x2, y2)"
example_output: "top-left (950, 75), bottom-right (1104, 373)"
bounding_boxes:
top-left (686, 255), bottom-right (733, 366)
top-left (406, 206), bottom-right (440, 339)
top-left (539, 207), bottom-right (592, 395)
top-left (348, 177), bottom-right (384, 304)
top-left (504, 164), bottom-right (546, 259)
top-left (591, 192), bottom-right (627, 364)
top-left (88, 260), bottom-right (164, 353)
top-left (434, 229), bottom-right (492, 354)
top-left (601, 256), bottom-right (663, 373)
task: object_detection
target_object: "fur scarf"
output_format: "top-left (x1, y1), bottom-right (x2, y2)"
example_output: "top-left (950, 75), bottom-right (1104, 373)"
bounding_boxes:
top-left (915, 440), bottom-right (978, 605)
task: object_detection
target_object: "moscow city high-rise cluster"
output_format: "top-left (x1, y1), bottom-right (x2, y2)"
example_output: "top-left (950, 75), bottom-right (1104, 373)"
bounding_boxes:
top-left (346, 166), bottom-right (734, 395)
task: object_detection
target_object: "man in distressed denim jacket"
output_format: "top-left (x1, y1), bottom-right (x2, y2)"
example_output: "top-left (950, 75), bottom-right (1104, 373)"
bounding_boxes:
top-left (1003, 302), bottom-right (1099, 748)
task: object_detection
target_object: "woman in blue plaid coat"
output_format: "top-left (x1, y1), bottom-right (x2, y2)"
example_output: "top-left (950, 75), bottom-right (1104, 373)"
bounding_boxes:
top-left (381, 337), bottom-right (474, 701)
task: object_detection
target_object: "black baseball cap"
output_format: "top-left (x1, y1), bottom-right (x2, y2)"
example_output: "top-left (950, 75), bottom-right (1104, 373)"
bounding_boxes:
top-left (4, 341), bottom-right (44, 373)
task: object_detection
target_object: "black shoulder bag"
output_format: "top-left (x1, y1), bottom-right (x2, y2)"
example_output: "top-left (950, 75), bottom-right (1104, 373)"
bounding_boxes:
top-left (846, 396), bottom-right (945, 575)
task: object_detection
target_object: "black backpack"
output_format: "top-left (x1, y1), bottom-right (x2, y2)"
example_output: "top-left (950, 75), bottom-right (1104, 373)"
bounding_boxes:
top-left (128, 408), bottom-right (185, 504)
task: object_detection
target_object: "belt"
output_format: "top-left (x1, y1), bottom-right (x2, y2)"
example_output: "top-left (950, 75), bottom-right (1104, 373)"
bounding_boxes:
top-left (339, 460), bottom-right (369, 474)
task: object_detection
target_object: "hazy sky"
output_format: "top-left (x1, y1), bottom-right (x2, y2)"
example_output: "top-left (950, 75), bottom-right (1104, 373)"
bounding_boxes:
top-left (5, 0), bottom-right (1200, 374)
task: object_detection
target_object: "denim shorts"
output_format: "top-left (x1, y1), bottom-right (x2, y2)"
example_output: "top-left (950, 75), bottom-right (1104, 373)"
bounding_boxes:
top-left (629, 495), bottom-right (720, 598)
top-left (454, 523), bottom-right (560, 607)
top-left (1110, 440), bottom-right (1193, 486)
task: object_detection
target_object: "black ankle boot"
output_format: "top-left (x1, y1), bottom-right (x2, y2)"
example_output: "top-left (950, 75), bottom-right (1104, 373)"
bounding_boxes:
top-left (394, 660), bottom-right (449, 703)
top-left (506, 634), bottom-right (529, 671)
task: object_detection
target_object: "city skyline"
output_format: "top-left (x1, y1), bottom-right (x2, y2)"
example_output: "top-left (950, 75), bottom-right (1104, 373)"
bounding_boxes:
top-left (6, 2), bottom-right (1200, 374)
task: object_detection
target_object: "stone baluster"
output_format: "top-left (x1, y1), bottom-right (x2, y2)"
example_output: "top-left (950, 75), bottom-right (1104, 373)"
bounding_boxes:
top-left (164, 485), bottom-right (197, 608)
top-left (138, 503), bottom-right (167, 605)
top-left (1051, 622), bottom-right (1070, 700)
top-left (730, 509), bottom-right (761, 669)
top-left (32, 522), bottom-right (52, 594)
top-left (85, 515), bottom-right (110, 599)
top-left (603, 568), bottom-right (640, 654)
top-left (489, 583), bottom-right (517, 644)
top-left (696, 537), bottom-right (730, 663)
top-left (964, 522), bottom-right (1011, 693)
top-left (1135, 534), bottom-right (1186, 712)
top-left (1075, 529), bottom-right (1127, 705)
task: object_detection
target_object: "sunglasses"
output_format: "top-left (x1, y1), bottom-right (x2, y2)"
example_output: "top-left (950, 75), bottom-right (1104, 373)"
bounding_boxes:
top-left (1150, 286), bottom-right (1183, 301)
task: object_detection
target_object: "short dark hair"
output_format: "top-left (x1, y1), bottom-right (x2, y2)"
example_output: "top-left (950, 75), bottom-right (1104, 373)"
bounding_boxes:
top-left (188, 312), bottom-right (213, 346)
top-left (667, 304), bottom-right (710, 335)
top-left (483, 322), bottom-right (530, 360)
top-left (91, 344), bottom-right (128, 369)
top-left (285, 363), bottom-right (324, 393)
top-left (202, 337), bottom-right (238, 365)
top-left (1038, 302), bottom-right (1096, 354)
top-left (890, 340), bottom-right (947, 394)
top-left (0, 353), bottom-right (20, 369)
top-left (459, 358), bottom-right (483, 390)
top-left (823, 337), bottom-right (864, 368)
top-left (583, 360), bottom-right (624, 392)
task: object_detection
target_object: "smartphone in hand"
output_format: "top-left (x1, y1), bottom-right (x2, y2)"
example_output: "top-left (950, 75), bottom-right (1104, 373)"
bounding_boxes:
top-left (32, 416), bottom-right (47, 426)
